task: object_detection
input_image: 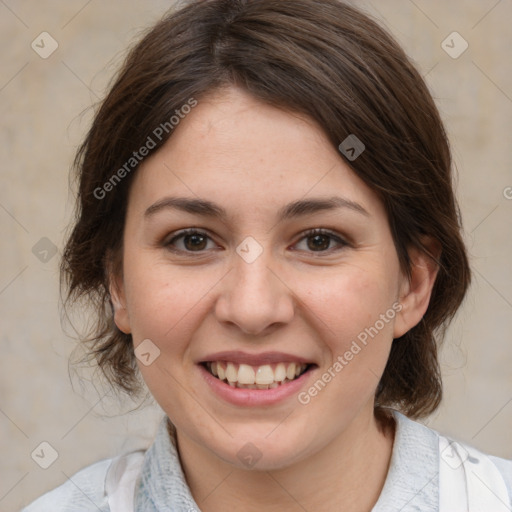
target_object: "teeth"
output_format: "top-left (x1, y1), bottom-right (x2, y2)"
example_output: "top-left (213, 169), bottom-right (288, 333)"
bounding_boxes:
top-left (275, 363), bottom-right (287, 382)
top-left (255, 365), bottom-right (274, 385)
top-left (207, 361), bottom-right (308, 388)
top-left (286, 363), bottom-right (296, 380)
top-left (238, 364), bottom-right (256, 385)
top-left (226, 362), bottom-right (238, 383)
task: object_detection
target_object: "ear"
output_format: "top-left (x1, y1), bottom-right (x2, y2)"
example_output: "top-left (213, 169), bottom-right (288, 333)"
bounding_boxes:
top-left (393, 237), bottom-right (441, 339)
top-left (106, 252), bottom-right (132, 335)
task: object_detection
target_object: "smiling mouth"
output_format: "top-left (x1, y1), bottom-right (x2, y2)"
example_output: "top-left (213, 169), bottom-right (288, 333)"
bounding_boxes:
top-left (202, 361), bottom-right (313, 389)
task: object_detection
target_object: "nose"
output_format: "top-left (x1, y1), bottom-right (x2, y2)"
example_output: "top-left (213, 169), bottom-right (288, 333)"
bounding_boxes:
top-left (214, 248), bottom-right (295, 336)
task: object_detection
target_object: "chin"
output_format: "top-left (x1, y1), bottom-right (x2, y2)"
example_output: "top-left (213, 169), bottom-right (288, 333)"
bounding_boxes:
top-left (206, 425), bottom-right (314, 471)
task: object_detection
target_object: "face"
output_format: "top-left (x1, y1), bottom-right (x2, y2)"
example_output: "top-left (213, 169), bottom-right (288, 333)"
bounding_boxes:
top-left (111, 86), bottom-right (428, 470)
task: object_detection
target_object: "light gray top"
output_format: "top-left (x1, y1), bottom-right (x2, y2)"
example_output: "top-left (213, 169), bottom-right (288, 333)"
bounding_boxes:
top-left (22, 409), bottom-right (512, 511)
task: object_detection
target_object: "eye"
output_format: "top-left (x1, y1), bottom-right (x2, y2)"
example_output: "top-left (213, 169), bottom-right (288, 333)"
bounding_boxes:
top-left (164, 227), bottom-right (348, 255)
top-left (293, 228), bottom-right (348, 254)
top-left (165, 229), bottom-right (217, 253)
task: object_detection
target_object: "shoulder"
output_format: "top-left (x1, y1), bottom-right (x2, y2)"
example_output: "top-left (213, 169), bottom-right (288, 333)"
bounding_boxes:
top-left (393, 409), bottom-right (512, 471)
top-left (21, 457), bottom-right (114, 512)
top-left (489, 453), bottom-right (512, 483)
top-left (436, 426), bottom-right (512, 484)
top-left (393, 410), bottom-right (512, 506)
top-left (454, 441), bottom-right (512, 502)
top-left (488, 453), bottom-right (512, 503)
top-left (439, 436), bottom-right (512, 509)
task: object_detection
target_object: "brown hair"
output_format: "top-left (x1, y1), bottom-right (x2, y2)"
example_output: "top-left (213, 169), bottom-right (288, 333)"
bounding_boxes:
top-left (61, 0), bottom-right (471, 419)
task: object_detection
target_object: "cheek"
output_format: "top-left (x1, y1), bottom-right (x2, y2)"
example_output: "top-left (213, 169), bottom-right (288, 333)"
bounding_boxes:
top-left (294, 270), bottom-right (398, 415)
top-left (122, 256), bottom-right (213, 346)
top-left (122, 259), bottom-right (217, 409)
top-left (299, 265), bottom-right (399, 348)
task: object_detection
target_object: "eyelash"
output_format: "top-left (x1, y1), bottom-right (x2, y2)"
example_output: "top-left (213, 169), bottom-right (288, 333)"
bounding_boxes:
top-left (164, 228), bottom-right (349, 256)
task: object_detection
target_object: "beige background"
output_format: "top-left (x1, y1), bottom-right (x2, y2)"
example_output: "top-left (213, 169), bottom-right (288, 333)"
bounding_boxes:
top-left (1, 1), bottom-right (511, 510)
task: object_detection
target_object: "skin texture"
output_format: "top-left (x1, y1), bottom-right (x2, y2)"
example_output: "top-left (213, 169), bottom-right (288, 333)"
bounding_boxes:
top-left (110, 86), bottom-right (439, 511)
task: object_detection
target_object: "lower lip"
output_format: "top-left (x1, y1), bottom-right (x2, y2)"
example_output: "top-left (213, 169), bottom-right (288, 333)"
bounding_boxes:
top-left (199, 364), bottom-right (314, 407)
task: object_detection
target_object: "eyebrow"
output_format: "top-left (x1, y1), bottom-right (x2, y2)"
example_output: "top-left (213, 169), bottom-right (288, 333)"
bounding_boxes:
top-left (144, 195), bottom-right (369, 221)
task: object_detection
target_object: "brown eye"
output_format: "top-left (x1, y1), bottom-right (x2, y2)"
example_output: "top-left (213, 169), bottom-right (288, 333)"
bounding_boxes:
top-left (182, 233), bottom-right (208, 251)
top-left (294, 229), bottom-right (348, 253)
top-left (166, 229), bottom-right (215, 253)
top-left (307, 233), bottom-right (331, 251)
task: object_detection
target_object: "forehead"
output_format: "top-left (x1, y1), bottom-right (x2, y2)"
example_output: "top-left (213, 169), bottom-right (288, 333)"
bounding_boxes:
top-left (129, 86), bottom-right (384, 220)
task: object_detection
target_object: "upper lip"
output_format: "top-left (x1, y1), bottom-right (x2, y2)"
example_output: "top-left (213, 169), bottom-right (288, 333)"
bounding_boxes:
top-left (199, 350), bottom-right (314, 366)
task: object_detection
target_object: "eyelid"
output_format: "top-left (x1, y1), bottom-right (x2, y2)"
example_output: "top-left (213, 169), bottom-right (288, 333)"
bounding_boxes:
top-left (165, 227), bottom-right (211, 242)
top-left (291, 228), bottom-right (349, 252)
top-left (164, 227), bottom-right (349, 255)
top-left (164, 228), bottom-right (217, 254)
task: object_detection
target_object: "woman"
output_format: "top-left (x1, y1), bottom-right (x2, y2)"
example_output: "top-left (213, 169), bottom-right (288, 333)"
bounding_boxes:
top-left (23, 0), bottom-right (511, 510)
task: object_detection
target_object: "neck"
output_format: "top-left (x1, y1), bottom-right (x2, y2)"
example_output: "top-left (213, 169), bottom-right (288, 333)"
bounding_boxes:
top-left (175, 406), bottom-right (395, 512)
